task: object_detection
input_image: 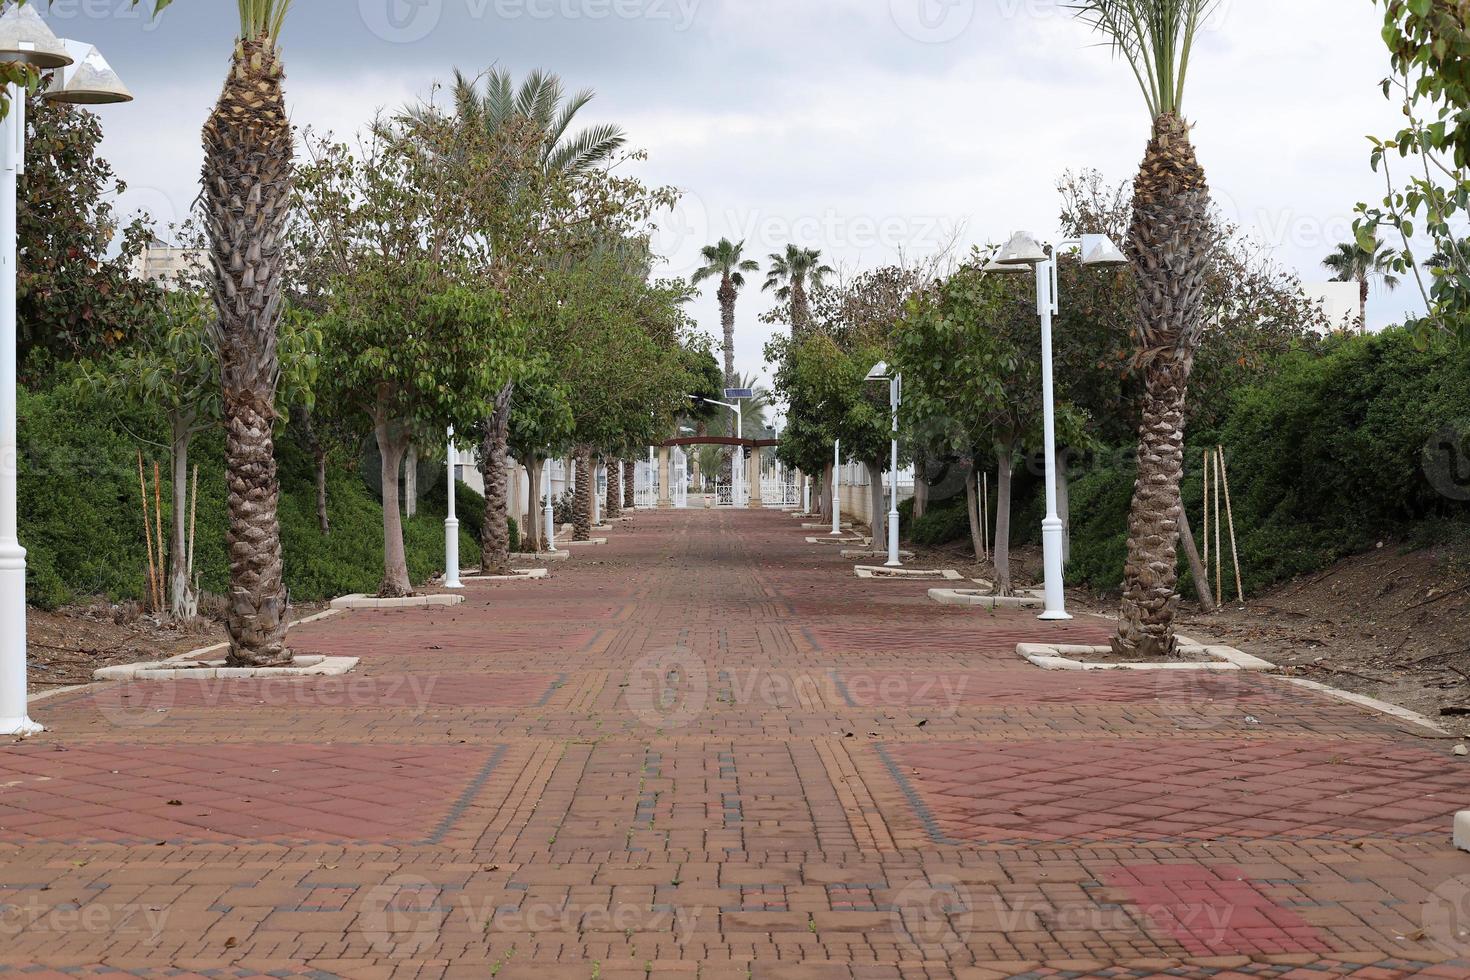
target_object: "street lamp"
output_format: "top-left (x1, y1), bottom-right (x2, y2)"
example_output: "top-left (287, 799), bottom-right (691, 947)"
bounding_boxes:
top-left (0, 8), bottom-right (130, 737)
top-left (544, 455), bottom-right (557, 550)
top-left (994, 231), bottom-right (1127, 620)
top-left (830, 439), bottom-right (842, 536)
top-left (444, 427), bottom-right (463, 589)
top-left (865, 361), bottom-right (903, 568)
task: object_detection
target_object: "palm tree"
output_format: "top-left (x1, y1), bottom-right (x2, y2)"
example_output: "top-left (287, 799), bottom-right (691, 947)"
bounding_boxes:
top-left (1074, 0), bottom-right (1218, 658)
top-left (764, 245), bottom-right (833, 333)
top-left (1322, 239), bottom-right (1400, 333)
top-left (692, 239), bottom-right (759, 386)
top-left (201, 0), bottom-right (294, 667)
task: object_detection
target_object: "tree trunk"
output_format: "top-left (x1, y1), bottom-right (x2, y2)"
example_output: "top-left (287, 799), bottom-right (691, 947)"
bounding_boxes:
top-left (168, 414), bottom-right (197, 622)
top-left (375, 415), bottom-right (412, 598)
top-left (1178, 501), bottom-right (1216, 613)
top-left (1359, 274), bottom-right (1369, 334)
top-left (1114, 360), bottom-right (1190, 656)
top-left (720, 276), bottom-right (737, 384)
top-left (993, 444), bottom-right (1014, 596)
top-left (480, 383), bottom-right (514, 575)
top-left (573, 447), bottom-right (593, 541)
top-left (623, 459), bottom-right (635, 509)
top-left (867, 461), bottom-right (885, 542)
top-left (1056, 448), bottom-right (1071, 565)
top-left (820, 462), bottom-right (833, 522)
top-left (1114, 110), bottom-right (1212, 657)
top-left (204, 36), bottom-right (293, 669)
top-left (965, 464), bottom-right (984, 563)
top-left (293, 405), bottom-right (330, 536)
top-left (912, 456), bottom-right (929, 520)
top-left (606, 458), bottom-right (622, 519)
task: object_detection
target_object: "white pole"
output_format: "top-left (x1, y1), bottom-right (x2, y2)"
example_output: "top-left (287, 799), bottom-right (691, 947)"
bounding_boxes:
top-left (543, 456), bottom-right (556, 551)
top-left (735, 404), bottom-right (744, 507)
top-left (444, 427), bottom-right (463, 589)
top-left (0, 88), bottom-right (39, 736)
top-left (592, 459), bottom-right (601, 526)
top-left (886, 375), bottom-right (902, 568)
top-left (648, 445), bottom-right (655, 508)
top-left (1036, 253), bottom-right (1071, 620)
top-left (830, 438), bottom-right (842, 536)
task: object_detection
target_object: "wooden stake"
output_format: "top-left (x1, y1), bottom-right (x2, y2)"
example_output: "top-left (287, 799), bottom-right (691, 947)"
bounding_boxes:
top-left (1218, 445), bottom-right (1244, 604)
top-left (1213, 449), bottom-right (1223, 609)
top-left (187, 463), bottom-right (198, 582)
top-left (153, 461), bottom-right (165, 612)
top-left (137, 451), bottom-right (157, 613)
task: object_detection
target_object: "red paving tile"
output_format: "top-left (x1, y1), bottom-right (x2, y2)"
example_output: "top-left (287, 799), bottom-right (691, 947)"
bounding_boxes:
top-left (5, 509), bottom-right (1469, 978)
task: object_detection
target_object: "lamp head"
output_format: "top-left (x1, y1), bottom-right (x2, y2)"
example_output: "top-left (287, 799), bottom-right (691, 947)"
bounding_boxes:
top-left (1079, 233), bottom-right (1128, 268)
top-left (980, 251), bottom-right (1029, 275)
top-left (45, 40), bottom-right (131, 105)
top-left (0, 4), bottom-right (71, 70)
top-left (995, 231), bottom-right (1048, 266)
top-left (865, 360), bottom-right (891, 382)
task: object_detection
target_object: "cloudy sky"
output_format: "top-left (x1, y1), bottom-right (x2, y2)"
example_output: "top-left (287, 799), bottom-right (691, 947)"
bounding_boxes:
top-left (64, 0), bottom-right (1416, 386)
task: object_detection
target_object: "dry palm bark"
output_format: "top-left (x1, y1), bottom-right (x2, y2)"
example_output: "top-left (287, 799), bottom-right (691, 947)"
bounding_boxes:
top-left (1114, 113), bottom-right (1214, 657)
top-left (605, 459), bottom-right (621, 519)
top-left (622, 459), bottom-right (635, 509)
top-left (201, 36), bottom-right (293, 667)
top-left (573, 448), bottom-right (594, 541)
top-left (480, 383), bottom-right (515, 574)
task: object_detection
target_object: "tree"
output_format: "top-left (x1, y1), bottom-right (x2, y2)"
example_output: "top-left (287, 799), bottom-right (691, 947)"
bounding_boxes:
top-left (1357, 0), bottom-right (1470, 343)
top-left (201, 0), bottom-right (295, 667)
top-left (1073, 0), bottom-right (1221, 658)
top-left (692, 238), bottom-right (759, 385)
top-left (1322, 239), bottom-right (1400, 332)
top-left (764, 244), bottom-right (833, 333)
top-left (17, 93), bottom-right (156, 369)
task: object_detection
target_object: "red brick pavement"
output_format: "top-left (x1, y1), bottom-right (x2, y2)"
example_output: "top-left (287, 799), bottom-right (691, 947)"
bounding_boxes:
top-left (4, 509), bottom-right (1469, 979)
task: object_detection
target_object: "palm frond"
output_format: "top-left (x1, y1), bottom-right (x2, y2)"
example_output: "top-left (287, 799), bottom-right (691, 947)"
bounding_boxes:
top-left (237, 0), bottom-right (291, 41)
top-left (1070, 0), bottom-right (1219, 117)
top-left (543, 123), bottom-right (626, 176)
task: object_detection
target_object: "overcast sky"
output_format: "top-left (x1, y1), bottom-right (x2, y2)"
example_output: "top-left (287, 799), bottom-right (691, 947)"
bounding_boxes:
top-left (63, 0), bottom-right (1417, 387)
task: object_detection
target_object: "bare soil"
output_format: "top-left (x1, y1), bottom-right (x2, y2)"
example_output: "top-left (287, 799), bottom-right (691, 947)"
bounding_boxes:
top-left (900, 530), bottom-right (1470, 739)
top-left (25, 599), bottom-right (329, 691)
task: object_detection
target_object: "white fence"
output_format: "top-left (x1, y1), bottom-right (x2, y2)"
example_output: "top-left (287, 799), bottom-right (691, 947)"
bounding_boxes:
top-left (760, 477), bottom-right (799, 509)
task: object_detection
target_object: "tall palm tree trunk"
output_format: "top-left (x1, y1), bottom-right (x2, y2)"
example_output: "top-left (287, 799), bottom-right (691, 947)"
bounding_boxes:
top-left (606, 459), bottom-right (621, 519)
top-left (622, 459), bottom-right (635, 509)
top-left (480, 383), bottom-right (514, 575)
top-left (1114, 113), bottom-right (1213, 658)
top-left (572, 448), bottom-right (593, 541)
top-left (202, 36), bottom-right (293, 667)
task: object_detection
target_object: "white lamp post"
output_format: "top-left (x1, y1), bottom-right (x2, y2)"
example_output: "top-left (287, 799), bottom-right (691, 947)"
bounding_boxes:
top-left (444, 428), bottom-right (463, 589)
top-left (0, 10), bottom-right (129, 737)
top-left (543, 455), bottom-right (556, 551)
top-left (688, 394), bottom-right (743, 506)
top-left (830, 439), bottom-right (842, 536)
top-left (865, 362), bottom-right (903, 568)
top-left (994, 231), bottom-right (1127, 620)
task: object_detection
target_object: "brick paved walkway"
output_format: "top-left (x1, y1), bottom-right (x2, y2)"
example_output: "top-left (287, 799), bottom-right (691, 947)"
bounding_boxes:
top-left (5, 510), bottom-right (1470, 979)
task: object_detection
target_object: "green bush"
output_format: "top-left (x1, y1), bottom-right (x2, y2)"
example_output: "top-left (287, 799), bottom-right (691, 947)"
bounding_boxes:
top-left (1051, 328), bottom-right (1470, 595)
top-left (909, 499), bottom-right (971, 547)
top-left (18, 377), bottom-right (482, 608)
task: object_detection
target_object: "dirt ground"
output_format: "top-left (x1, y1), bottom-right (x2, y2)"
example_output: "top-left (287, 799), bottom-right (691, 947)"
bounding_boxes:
top-left (900, 532), bottom-right (1470, 740)
top-left (25, 599), bottom-right (329, 691)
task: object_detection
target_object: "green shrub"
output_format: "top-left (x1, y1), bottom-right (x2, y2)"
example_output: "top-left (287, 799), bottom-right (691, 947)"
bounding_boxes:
top-left (18, 376), bottom-right (482, 608)
top-left (1050, 328), bottom-right (1470, 596)
top-left (909, 499), bottom-right (970, 547)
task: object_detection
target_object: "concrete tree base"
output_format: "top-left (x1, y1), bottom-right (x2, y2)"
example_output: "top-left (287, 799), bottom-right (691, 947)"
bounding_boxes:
top-left (854, 566), bottom-right (962, 581)
top-left (330, 593), bottom-right (464, 610)
top-left (565, 538), bottom-right (608, 547)
top-left (461, 568), bottom-right (549, 582)
top-left (95, 654), bottom-right (359, 682)
top-left (929, 588), bottom-right (1044, 609)
top-left (802, 522), bottom-right (851, 530)
top-left (1456, 812), bottom-right (1470, 853)
top-left (806, 536), bottom-right (867, 545)
top-left (510, 551), bottom-right (570, 561)
top-left (841, 549), bottom-right (915, 560)
top-left (1015, 641), bottom-right (1274, 672)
